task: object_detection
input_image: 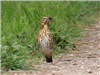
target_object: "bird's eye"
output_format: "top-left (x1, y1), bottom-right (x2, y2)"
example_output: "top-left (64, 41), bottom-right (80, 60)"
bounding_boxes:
top-left (43, 18), bottom-right (45, 20)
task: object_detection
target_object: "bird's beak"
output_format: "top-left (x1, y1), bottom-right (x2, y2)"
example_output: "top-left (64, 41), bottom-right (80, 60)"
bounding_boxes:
top-left (49, 16), bottom-right (57, 21)
top-left (49, 17), bottom-right (53, 21)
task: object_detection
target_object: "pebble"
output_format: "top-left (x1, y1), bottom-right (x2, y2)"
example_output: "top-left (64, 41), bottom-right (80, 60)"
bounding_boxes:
top-left (73, 63), bottom-right (77, 65)
top-left (14, 73), bottom-right (18, 75)
top-left (69, 54), bottom-right (74, 57)
top-left (98, 44), bottom-right (100, 49)
top-left (89, 46), bottom-right (93, 49)
top-left (85, 51), bottom-right (88, 53)
top-left (86, 69), bottom-right (92, 73)
top-left (52, 70), bottom-right (56, 73)
top-left (80, 66), bottom-right (84, 69)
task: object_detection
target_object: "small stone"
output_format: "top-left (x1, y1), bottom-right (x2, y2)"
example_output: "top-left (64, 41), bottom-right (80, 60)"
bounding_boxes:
top-left (85, 51), bottom-right (88, 53)
top-left (52, 71), bottom-right (56, 73)
top-left (89, 46), bottom-right (93, 49)
top-left (80, 66), bottom-right (84, 69)
top-left (69, 54), bottom-right (74, 57)
top-left (14, 73), bottom-right (18, 75)
top-left (52, 73), bottom-right (55, 75)
top-left (99, 57), bottom-right (100, 61)
top-left (98, 44), bottom-right (100, 49)
top-left (99, 22), bottom-right (100, 24)
top-left (88, 71), bottom-right (92, 73)
top-left (73, 63), bottom-right (77, 65)
top-left (86, 69), bottom-right (92, 73)
top-left (96, 25), bottom-right (100, 28)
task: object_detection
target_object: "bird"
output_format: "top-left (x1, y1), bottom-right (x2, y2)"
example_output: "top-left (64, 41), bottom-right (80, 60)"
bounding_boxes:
top-left (36, 16), bottom-right (55, 63)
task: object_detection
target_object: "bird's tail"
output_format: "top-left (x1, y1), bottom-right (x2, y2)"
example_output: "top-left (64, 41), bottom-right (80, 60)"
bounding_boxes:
top-left (45, 55), bottom-right (52, 63)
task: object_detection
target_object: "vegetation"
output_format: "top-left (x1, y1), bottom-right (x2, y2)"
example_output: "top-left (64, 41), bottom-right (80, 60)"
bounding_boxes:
top-left (1, 1), bottom-right (100, 71)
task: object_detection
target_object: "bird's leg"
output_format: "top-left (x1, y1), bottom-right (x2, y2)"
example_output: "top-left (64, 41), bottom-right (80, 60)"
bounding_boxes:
top-left (41, 54), bottom-right (44, 62)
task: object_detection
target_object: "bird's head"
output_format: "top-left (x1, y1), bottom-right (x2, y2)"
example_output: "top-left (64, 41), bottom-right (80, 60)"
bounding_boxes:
top-left (41, 17), bottom-right (53, 24)
top-left (40, 17), bottom-right (56, 28)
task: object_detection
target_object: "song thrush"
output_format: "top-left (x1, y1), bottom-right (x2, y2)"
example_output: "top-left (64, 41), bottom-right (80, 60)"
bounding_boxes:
top-left (37, 17), bottom-right (54, 63)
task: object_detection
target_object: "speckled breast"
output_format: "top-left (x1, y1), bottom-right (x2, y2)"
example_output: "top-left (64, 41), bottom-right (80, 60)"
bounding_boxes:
top-left (39, 35), bottom-right (53, 55)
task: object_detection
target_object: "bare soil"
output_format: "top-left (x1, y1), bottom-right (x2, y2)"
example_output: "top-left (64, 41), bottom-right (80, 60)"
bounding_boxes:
top-left (1, 22), bottom-right (100, 75)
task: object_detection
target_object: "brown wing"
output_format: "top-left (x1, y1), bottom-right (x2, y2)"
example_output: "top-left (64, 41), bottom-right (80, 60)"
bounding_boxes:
top-left (48, 31), bottom-right (54, 50)
top-left (36, 30), bottom-right (42, 48)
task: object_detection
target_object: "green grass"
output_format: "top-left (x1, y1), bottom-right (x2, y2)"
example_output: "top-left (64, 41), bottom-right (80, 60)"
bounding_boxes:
top-left (1, 1), bottom-right (100, 71)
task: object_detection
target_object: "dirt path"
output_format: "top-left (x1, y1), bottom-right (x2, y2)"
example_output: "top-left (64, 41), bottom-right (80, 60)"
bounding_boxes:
top-left (2, 22), bottom-right (100, 75)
